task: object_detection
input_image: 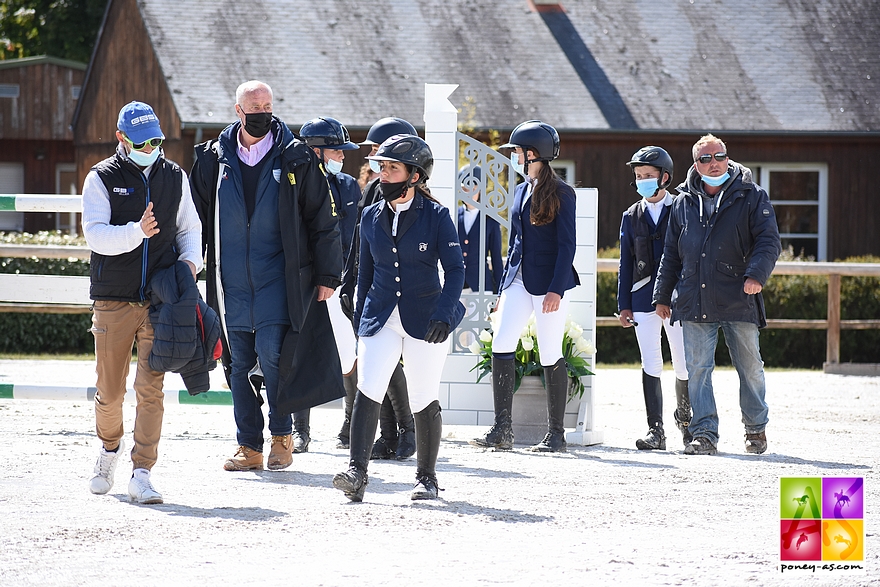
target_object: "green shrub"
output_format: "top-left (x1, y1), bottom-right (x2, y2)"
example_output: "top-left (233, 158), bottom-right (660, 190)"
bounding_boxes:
top-left (0, 231), bottom-right (93, 354)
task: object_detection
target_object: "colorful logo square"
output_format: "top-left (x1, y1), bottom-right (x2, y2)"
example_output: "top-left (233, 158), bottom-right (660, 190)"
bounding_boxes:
top-left (822, 477), bottom-right (864, 519)
top-left (779, 476), bottom-right (865, 567)
top-left (823, 519), bottom-right (864, 562)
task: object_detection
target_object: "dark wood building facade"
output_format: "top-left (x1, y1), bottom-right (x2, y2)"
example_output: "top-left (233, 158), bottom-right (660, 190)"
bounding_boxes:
top-left (0, 56), bottom-right (85, 233)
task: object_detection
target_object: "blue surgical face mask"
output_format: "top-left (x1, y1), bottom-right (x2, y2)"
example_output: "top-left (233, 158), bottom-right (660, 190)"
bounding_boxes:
top-left (701, 171), bottom-right (730, 187)
top-left (511, 152), bottom-right (524, 175)
top-left (369, 159), bottom-right (381, 174)
top-left (325, 158), bottom-right (343, 175)
top-left (635, 178), bottom-right (659, 199)
top-left (127, 146), bottom-right (160, 167)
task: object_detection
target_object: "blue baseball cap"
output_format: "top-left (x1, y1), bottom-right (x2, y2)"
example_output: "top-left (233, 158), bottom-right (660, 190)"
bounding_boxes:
top-left (117, 101), bottom-right (164, 144)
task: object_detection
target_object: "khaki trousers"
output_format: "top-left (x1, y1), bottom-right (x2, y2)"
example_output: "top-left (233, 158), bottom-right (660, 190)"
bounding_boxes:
top-left (91, 300), bottom-right (165, 471)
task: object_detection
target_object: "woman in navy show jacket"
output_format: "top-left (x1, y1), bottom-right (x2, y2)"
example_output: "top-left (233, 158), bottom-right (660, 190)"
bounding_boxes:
top-left (457, 165), bottom-right (503, 293)
top-left (471, 120), bottom-right (579, 454)
top-left (333, 135), bottom-right (465, 503)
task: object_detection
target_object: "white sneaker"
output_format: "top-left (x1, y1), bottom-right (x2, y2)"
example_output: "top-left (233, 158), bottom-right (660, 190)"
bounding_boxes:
top-left (128, 468), bottom-right (163, 504)
top-left (89, 440), bottom-right (124, 495)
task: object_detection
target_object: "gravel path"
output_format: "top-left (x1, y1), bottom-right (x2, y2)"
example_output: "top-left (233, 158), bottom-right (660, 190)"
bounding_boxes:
top-left (1, 360), bottom-right (878, 586)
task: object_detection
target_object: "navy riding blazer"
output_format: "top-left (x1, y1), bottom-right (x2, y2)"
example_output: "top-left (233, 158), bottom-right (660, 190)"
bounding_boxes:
top-left (499, 180), bottom-right (579, 296)
top-left (457, 205), bottom-right (503, 293)
top-left (355, 192), bottom-right (466, 339)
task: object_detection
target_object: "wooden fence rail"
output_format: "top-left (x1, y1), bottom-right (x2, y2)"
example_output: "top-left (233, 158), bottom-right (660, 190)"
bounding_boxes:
top-left (1, 245), bottom-right (878, 375)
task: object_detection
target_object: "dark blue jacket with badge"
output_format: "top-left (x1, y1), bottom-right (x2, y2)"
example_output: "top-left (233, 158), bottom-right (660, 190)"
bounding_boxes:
top-left (499, 179), bottom-right (579, 296)
top-left (355, 192), bottom-right (466, 339)
top-left (653, 162), bottom-right (781, 327)
top-left (457, 204), bottom-right (503, 293)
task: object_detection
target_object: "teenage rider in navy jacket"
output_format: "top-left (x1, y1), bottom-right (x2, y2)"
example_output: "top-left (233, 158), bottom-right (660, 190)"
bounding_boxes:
top-left (333, 135), bottom-right (465, 502)
top-left (457, 164), bottom-right (502, 294)
top-left (297, 116), bottom-right (362, 453)
top-left (618, 146), bottom-right (690, 451)
top-left (471, 120), bottom-right (579, 454)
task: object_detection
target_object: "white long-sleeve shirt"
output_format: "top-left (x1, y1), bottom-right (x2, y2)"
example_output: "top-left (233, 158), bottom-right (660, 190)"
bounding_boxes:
top-left (81, 153), bottom-right (204, 273)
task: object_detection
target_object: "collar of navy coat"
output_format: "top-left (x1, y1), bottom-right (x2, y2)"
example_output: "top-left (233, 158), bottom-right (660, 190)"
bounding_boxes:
top-left (375, 192), bottom-right (424, 241)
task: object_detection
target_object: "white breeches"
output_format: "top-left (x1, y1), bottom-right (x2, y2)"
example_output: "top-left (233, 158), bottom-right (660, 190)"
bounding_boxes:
top-left (327, 288), bottom-right (357, 374)
top-left (632, 310), bottom-right (688, 380)
top-left (356, 306), bottom-right (449, 413)
top-left (492, 276), bottom-right (570, 366)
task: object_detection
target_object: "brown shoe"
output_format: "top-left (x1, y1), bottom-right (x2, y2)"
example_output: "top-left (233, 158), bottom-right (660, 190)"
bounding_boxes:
top-left (267, 435), bottom-right (293, 470)
top-left (745, 431), bottom-right (768, 454)
top-left (223, 446), bottom-right (263, 471)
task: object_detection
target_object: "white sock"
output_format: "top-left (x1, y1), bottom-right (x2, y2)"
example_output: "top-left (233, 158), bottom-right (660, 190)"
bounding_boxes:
top-left (132, 468), bottom-right (150, 480)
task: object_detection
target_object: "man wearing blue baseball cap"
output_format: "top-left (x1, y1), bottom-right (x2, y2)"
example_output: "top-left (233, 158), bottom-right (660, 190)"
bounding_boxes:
top-left (82, 101), bottom-right (203, 504)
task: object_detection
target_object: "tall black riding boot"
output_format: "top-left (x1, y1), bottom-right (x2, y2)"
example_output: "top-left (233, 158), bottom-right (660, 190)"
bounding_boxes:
top-left (333, 392), bottom-right (381, 502)
top-left (469, 355), bottom-right (515, 450)
top-left (673, 378), bottom-right (692, 447)
top-left (530, 358), bottom-right (568, 452)
top-left (292, 409), bottom-right (311, 453)
top-left (387, 363), bottom-right (416, 460)
top-left (336, 370), bottom-right (358, 449)
top-left (635, 370), bottom-right (666, 450)
top-left (412, 400), bottom-right (442, 500)
top-left (371, 395), bottom-right (398, 459)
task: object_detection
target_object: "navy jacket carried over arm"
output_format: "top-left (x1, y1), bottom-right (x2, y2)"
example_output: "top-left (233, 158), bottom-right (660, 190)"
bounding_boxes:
top-left (147, 261), bottom-right (221, 394)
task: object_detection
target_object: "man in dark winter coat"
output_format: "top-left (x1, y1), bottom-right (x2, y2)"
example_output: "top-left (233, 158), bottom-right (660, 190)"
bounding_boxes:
top-left (83, 101), bottom-right (203, 505)
top-left (190, 80), bottom-right (343, 472)
top-left (654, 134), bottom-right (781, 456)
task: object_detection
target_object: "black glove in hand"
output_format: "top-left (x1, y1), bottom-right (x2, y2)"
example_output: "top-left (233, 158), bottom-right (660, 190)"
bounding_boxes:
top-left (340, 293), bottom-right (354, 321)
top-left (424, 320), bottom-right (451, 344)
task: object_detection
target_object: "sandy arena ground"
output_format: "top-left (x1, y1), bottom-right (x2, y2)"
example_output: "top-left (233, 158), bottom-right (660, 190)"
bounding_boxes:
top-left (0, 359), bottom-right (878, 586)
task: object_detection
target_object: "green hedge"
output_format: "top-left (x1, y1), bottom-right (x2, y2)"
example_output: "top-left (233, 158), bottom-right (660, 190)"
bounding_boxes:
top-left (0, 232), bottom-right (94, 354)
top-left (597, 246), bottom-right (880, 369)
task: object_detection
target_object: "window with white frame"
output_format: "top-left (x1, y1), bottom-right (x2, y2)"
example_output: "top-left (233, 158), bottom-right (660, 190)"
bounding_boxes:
top-left (744, 163), bottom-right (828, 261)
top-left (551, 159), bottom-right (576, 186)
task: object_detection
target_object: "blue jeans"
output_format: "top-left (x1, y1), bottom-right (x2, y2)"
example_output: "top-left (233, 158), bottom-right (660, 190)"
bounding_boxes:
top-left (227, 325), bottom-right (291, 452)
top-left (682, 321), bottom-right (769, 445)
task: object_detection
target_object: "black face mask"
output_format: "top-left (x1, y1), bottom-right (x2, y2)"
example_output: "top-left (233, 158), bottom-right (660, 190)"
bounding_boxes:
top-left (243, 112), bottom-right (273, 138)
top-left (379, 180), bottom-right (408, 203)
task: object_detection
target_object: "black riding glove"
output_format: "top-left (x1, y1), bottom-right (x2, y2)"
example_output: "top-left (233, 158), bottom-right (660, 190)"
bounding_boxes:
top-left (424, 320), bottom-right (451, 344)
top-left (340, 293), bottom-right (354, 321)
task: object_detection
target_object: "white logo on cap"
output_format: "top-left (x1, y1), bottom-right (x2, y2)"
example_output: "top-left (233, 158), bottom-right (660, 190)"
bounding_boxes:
top-left (131, 114), bottom-right (158, 126)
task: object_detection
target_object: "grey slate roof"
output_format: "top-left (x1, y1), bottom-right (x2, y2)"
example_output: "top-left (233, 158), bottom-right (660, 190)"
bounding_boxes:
top-left (137, 0), bottom-right (879, 132)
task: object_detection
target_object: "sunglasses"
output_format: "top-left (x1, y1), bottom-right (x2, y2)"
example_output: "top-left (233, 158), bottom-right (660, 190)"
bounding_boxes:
top-left (697, 152), bottom-right (727, 164)
top-left (125, 136), bottom-right (163, 151)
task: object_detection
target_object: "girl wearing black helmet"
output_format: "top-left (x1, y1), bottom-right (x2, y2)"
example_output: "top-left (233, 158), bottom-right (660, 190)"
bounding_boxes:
top-left (619, 146), bottom-right (691, 451)
top-left (333, 134), bottom-right (465, 502)
top-left (470, 120), bottom-right (580, 453)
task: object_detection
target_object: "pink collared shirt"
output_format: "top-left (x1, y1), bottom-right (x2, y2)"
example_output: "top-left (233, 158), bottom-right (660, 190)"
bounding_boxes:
top-left (237, 129), bottom-right (273, 167)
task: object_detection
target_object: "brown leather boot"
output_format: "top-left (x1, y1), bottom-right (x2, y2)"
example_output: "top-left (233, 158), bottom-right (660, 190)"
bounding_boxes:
top-left (223, 446), bottom-right (263, 471)
top-left (267, 435), bottom-right (293, 470)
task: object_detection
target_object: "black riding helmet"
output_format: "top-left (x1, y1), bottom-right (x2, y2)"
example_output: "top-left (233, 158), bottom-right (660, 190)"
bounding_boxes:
top-left (500, 120), bottom-right (560, 160)
top-left (367, 134), bottom-right (433, 186)
top-left (299, 116), bottom-right (359, 150)
top-left (359, 117), bottom-right (418, 147)
top-left (626, 146), bottom-right (674, 191)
